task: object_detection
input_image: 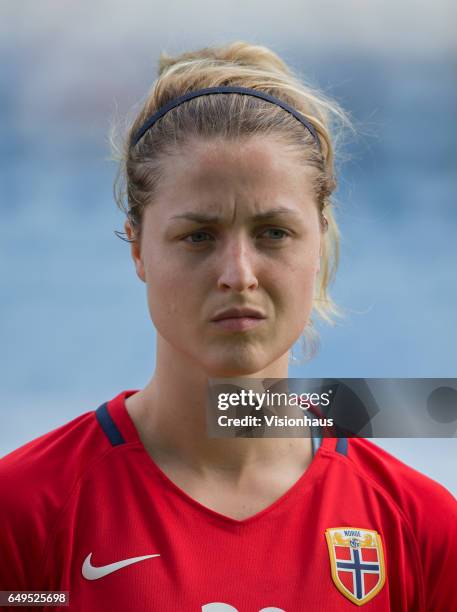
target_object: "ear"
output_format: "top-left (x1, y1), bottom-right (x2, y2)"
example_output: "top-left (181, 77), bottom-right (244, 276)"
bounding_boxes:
top-left (125, 220), bottom-right (146, 283)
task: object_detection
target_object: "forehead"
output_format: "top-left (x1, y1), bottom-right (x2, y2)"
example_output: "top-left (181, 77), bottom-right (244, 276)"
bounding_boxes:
top-left (156, 136), bottom-right (315, 208)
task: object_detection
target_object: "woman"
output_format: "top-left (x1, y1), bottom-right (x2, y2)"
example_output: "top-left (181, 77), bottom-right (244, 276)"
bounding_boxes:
top-left (1, 41), bottom-right (456, 611)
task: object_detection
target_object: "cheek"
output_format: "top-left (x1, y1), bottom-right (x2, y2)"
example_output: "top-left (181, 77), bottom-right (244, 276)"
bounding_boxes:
top-left (146, 274), bottom-right (183, 322)
top-left (275, 256), bottom-right (318, 321)
top-left (144, 260), bottom-right (203, 333)
top-left (280, 243), bottom-right (319, 289)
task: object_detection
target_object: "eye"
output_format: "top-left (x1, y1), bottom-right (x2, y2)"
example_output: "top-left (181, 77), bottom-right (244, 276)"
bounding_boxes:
top-left (183, 231), bottom-right (214, 244)
top-left (258, 228), bottom-right (290, 241)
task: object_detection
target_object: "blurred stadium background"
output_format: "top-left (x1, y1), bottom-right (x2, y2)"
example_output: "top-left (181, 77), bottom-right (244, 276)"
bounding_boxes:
top-left (1, 1), bottom-right (456, 493)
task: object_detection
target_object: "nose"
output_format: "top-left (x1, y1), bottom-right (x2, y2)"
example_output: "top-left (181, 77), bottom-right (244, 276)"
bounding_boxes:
top-left (217, 235), bottom-right (259, 292)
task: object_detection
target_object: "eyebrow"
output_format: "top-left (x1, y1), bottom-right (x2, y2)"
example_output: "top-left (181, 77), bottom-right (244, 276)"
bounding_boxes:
top-left (169, 207), bottom-right (301, 223)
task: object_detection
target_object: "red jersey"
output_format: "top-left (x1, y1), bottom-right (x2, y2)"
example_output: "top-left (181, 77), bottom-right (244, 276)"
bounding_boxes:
top-left (1, 389), bottom-right (456, 611)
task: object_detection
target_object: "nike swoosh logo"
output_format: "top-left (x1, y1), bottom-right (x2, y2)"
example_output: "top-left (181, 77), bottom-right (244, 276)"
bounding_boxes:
top-left (82, 552), bottom-right (160, 580)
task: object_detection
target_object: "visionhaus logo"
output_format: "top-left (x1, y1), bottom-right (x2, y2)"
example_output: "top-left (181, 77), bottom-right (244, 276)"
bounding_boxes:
top-left (216, 412), bottom-right (333, 429)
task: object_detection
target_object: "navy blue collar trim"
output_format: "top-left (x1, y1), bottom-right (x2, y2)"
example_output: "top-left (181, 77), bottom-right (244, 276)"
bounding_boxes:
top-left (95, 401), bottom-right (348, 458)
top-left (311, 434), bottom-right (322, 457)
top-left (95, 403), bottom-right (126, 446)
top-left (335, 437), bottom-right (348, 456)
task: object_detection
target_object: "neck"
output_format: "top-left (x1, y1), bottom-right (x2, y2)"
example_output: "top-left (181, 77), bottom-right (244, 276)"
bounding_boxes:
top-left (125, 336), bottom-right (313, 478)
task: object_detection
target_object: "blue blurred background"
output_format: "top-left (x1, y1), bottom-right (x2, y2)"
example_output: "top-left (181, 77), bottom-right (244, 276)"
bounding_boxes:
top-left (1, 2), bottom-right (456, 492)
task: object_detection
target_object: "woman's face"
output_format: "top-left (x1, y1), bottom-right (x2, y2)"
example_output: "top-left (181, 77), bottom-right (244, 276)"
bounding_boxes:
top-left (126, 135), bottom-right (323, 377)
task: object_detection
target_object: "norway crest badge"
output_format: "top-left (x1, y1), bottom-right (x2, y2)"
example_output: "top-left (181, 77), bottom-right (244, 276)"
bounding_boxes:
top-left (325, 527), bottom-right (385, 606)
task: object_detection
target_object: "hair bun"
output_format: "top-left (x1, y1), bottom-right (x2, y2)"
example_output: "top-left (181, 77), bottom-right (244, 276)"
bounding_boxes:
top-left (158, 41), bottom-right (292, 77)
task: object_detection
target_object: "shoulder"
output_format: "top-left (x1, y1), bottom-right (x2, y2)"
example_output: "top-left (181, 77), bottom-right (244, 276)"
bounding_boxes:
top-left (344, 437), bottom-right (457, 518)
top-left (344, 438), bottom-right (457, 610)
top-left (0, 406), bottom-right (113, 494)
top-left (0, 402), bottom-right (113, 589)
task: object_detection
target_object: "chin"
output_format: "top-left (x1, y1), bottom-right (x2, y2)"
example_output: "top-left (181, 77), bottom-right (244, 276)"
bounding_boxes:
top-left (206, 365), bottom-right (261, 378)
top-left (202, 351), bottom-right (275, 379)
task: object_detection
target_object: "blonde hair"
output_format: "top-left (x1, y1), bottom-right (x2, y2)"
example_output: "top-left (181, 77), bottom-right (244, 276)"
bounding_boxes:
top-left (112, 41), bottom-right (352, 359)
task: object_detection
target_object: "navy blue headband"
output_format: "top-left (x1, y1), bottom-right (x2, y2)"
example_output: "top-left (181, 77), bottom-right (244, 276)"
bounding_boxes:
top-left (131, 85), bottom-right (321, 150)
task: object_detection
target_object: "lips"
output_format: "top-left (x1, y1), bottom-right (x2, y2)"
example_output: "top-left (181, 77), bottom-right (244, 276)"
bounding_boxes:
top-left (210, 307), bottom-right (267, 333)
top-left (211, 307), bottom-right (266, 322)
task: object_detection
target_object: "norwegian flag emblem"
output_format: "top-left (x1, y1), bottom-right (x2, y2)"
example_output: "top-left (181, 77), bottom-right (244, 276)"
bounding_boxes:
top-left (325, 527), bottom-right (386, 606)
